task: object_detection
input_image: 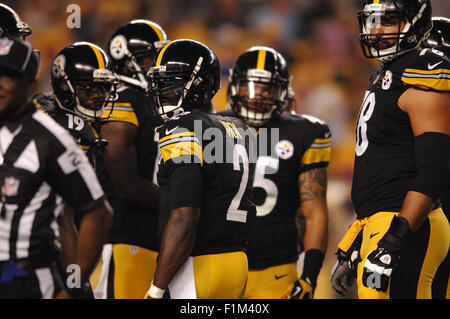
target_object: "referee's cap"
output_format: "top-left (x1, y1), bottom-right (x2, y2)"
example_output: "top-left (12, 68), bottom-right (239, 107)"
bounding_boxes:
top-left (0, 36), bottom-right (39, 79)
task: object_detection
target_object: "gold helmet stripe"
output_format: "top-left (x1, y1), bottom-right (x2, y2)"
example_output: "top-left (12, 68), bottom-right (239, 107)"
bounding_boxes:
top-left (256, 49), bottom-right (267, 70)
top-left (88, 44), bottom-right (106, 69)
top-left (145, 22), bottom-right (165, 41)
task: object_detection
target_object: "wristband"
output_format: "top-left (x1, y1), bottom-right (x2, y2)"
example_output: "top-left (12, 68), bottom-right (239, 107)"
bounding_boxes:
top-left (378, 216), bottom-right (413, 252)
top-left (148, 282), bottom-right (165, 299)
top-left (301, 249), bottom-right (324, 287)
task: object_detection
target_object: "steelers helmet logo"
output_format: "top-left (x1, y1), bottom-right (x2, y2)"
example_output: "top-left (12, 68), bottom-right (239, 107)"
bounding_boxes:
top-left (51, 54), bottom-right (66, 78)
top-left (109, 35), bottom-right (128, 60)
top-left (275, 140), bottom-right (294, 160)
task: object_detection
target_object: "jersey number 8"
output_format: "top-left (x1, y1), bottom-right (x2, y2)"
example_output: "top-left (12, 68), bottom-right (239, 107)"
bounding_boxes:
top-left (356, 91), bottom-right (375, 157)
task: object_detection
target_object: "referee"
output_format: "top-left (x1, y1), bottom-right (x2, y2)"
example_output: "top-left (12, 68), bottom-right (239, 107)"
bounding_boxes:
top-left (0, 36), bottom-right (113, 299)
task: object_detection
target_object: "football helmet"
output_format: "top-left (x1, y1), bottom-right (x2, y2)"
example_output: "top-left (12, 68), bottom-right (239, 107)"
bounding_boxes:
top-left (147, 39), bottom-right (220, 121)
top-left (0, 4), bottom-right (32, 39)
top-left (422, 17), bottom-right (450, 56)
top-left (358, 0), bottom-right (432, 62)
top-left (108, 19), bottom-right (169, 91)
top-left (228, 46), bottom-right (289, 127)
top-left (51, 42), bottom-right (118, 121)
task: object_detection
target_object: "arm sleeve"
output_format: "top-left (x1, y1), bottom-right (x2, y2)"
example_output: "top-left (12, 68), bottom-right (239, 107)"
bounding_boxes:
top-left (158, 115), bottom-right (204, 171)
top-left (299, 116), bottom-right (332, 173)
top-left (401, 49), bottom-right (450, 92)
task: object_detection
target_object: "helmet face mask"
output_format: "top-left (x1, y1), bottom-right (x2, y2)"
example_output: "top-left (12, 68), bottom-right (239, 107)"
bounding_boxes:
top-left (147, 40), bottom-right (220, 122)
top-left (358, 0), bottom-right (432, 62)
top-left (51, 43), bottom-right (118, 121)
top-left (228, 47), bottom-right (289, 127)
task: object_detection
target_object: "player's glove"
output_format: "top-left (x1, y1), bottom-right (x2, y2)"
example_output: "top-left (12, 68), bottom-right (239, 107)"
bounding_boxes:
top-left (287, 249), bottom-right (324, 299)
top-left (331, 248), bottom-right (359, 296)
top-left (362, 216), bottom-right (412, 292)
top-left (288, 278), bottom-right (314, 299)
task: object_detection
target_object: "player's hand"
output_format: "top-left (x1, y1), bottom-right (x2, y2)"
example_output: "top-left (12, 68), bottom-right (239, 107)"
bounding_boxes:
top-left (362, 247), bottom-right (399, 292)
top-left (287, 278), bottom-right (314, 299)
top-left (330, 249), bottom-right (359, 296)
top-left (362, 216), bottom-right (412, 292)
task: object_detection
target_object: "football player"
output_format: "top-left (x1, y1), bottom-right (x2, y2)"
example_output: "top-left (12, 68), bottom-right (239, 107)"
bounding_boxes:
top-left (145, 39), bottom-right (256, 299)
top-left (422, 16), bottom-right (450, 300)
top-left (94, 20), bottom-right (168, 299)
top-left (331, 0), bottom-right (449, 299)
top-left (221, 46), bottom-right (330, 299)
top-left (33, 42), bottom-right (117, 297)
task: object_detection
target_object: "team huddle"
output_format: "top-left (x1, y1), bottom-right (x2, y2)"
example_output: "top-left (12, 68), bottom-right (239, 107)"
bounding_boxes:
top-left (0, 0), bottom-right (448, 300)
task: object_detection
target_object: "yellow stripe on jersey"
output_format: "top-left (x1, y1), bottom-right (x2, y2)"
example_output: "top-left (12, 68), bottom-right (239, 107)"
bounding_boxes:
top-left (101, 102), bottom-right (139, 127)
top-left (156, 41), bottom-right (174, 67)
top-left (88, 122), bottom-right (100, 139)
top-left (160, 141), bottom-right (203, 166)
top-left (301, 137), bottom-right (331, 166)
top-left (256, 50), bottom-right (267, 70)
top-left (32, 99), bottom-right (48, 115)
top-left (88, 44), bottom-right (106, 69)
top-left (159, 131), bottom-right (195, 144)
top-left (402, 68), bottom-right (450, 91)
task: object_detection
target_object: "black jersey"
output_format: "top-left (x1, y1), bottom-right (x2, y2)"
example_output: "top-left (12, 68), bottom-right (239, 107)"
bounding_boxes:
top-left (101, 86), bottom-right (162, 251)
top-left (0, 104), bottom-right (104, 262)
top-left (221, 110), bottom-right (331, 269)
top-left (352, 48), bottom-right (450, 219)
top-left (33, 93), bottom-right (106, 171)
top-left (157, 111), bottom-right (256, 256)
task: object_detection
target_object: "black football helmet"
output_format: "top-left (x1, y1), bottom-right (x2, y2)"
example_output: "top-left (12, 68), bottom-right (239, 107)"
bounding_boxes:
top-left (227, 46), bottom-right (290, 127)
top-left (0, 4), bottom-right (32, 39)
top-left (108, 19), bottom-right (169, 91)
top-left (422, 17), bottom-right (450, 56)
top-left (147, 39), bottom-right (220, 121)
top-left (51, 42), bottom-right (118, 121)
top-left (358, 0), bottom-right (432, 62)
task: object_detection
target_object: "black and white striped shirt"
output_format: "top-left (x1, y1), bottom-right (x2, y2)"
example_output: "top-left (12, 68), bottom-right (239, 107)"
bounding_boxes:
top-left (0, 104), bottom-right (104, 262)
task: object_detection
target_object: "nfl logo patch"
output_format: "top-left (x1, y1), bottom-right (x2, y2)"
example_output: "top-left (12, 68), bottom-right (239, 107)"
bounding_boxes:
top-left (0, 38), bottom-right (14, 56)
top-left (3, 177), bottom-right (20, 197)
top-left (382, 70), bottom-right (393, 90)
top-left (275, 140), bottom-right (294, 160)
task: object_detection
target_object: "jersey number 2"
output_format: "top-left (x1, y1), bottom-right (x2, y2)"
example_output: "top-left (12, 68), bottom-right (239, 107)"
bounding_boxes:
top-left (227, 144), bottom-right (250, 223)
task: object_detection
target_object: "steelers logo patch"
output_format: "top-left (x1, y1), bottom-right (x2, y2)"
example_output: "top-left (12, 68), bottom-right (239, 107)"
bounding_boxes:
top-left (275, 140), bottom-right (294, 160)
top-left (382, 70), bottom-right (393, 90)
top-left (109, 35), bottom-right (128, 60)
top-left (51, 54), bottom-right (66, 78)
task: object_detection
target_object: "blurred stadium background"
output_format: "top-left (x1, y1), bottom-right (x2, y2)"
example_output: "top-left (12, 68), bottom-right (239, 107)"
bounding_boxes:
top-left (4, 0), bottom-right (449, 299)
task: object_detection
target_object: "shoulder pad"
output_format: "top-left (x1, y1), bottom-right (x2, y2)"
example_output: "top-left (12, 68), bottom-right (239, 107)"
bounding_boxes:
top-left (400, 48), bottom-right (450, 92)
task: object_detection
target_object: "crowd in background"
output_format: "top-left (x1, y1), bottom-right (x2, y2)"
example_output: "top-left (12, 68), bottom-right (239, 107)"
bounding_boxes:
top-left (4, 0), bottom-right (448, 298)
